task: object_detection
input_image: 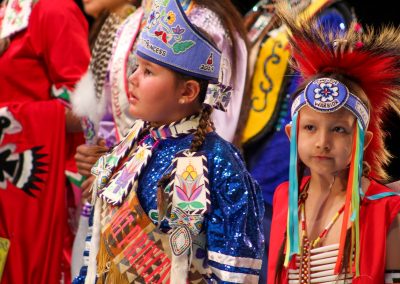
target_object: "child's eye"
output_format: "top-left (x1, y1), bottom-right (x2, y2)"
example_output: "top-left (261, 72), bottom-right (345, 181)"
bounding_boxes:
top-left (304, 125), bottom-right (315, 131)
top-left (144, 68), bottom-right (152, 76)
top-left (332, 126), bottom-right (346, 133)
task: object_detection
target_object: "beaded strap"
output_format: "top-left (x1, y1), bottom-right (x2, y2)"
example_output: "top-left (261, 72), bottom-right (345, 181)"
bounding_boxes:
top-left (298, 185), bottom-right (346, 282)
top-left (149, 114), bottom-right (200, 140)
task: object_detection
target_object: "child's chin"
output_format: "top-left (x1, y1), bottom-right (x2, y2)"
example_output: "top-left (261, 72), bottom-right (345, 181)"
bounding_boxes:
top-left (127, 107), bottom-right (143, 120)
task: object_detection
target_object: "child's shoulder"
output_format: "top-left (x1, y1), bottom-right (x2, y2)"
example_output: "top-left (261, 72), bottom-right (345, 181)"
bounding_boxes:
top-left (202, 132), bottom-right (248, 175)
top-left (364, 179), bottom-right (400, 204)
top-left (203, 132), bottom-right (243, 159)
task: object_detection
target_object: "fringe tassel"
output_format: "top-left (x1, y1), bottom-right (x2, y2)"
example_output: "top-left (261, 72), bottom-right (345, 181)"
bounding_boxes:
top-left (96, 234), bottom-right (109, 284)
top-left (335, 121), bottom-right (365, 276)
top-left (335, 125), bottom-right (356, 274)
top-left (96, 234), bottom-right (128, 284)
top-left (285, 112), bottom-right (300, 266)
top-left (106, 262), bottom-right (128, 284)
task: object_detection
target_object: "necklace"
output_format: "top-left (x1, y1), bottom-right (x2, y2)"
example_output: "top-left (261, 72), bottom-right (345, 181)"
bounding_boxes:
top-left (298, 182), bottom-right (345, 283)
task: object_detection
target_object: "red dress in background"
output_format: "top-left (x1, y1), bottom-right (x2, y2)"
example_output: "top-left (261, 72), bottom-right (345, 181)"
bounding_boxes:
top-left (0, 0), bottom-right (90, 283)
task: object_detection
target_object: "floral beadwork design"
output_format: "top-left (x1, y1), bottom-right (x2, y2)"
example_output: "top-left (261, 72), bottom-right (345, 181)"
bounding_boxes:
top-left (147, 0), bottom-right (195, 54)
top-left (314, 82), bottom-right (339, 102)
top-left (175, 164), bottom-right (205, 210)
top-left (166, 10), bottom-right (176, 25)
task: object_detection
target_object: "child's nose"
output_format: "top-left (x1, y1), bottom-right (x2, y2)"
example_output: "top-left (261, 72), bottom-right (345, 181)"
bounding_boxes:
top-left (316, 131), bottom-right (331, 150)
top-left (128, 69), bottom-right (139, 85)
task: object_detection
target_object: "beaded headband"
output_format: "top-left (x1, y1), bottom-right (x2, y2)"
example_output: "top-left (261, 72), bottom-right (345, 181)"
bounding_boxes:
top-left (291, 77), bottom-right (370, 129)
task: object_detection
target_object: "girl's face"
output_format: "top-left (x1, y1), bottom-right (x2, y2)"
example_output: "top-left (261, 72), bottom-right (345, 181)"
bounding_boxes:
top-left (295, 106), bottom-right (356, 178)
top-left (128, 56), bottom-right (195, 125)
top-left (83, 0), bottom-right (129, 17)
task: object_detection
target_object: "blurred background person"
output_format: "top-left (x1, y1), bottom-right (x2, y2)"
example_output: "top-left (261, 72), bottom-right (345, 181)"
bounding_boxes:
top-left (70, 0), bottom-right (141, 278)
top-left (0, 0), bottom-right (90, 282)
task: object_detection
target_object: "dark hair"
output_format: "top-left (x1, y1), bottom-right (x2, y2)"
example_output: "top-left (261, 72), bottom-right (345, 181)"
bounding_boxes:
top-left (175, 72), bottom-right (215, 151)
top-left (156, 71), bottom-right (214, 192)
top-left (155, 67), bottom-right (214, 198)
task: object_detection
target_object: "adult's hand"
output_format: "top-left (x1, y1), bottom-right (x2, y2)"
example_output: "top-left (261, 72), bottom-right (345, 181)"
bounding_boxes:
top-left (81, 175), bottom-right (96, 202)
top-left (75, 139), bottom-right (109, 176)
top-left (0, 37), bottom-right (10, 56)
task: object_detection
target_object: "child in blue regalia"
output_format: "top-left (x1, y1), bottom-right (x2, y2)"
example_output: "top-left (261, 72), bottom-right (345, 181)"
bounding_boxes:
top-left (74, 0), bottom-right (264, 283)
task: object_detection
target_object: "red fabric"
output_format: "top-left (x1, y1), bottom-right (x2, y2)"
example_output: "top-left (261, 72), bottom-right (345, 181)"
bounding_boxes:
top-left (0, 101), bottom-right (67, 283)
top-left (0, 0), bottom-right (90, 283)
top-left (267, 178), bottom-right (400, 284)
top-left (0, 0), bottom-right (90, 103)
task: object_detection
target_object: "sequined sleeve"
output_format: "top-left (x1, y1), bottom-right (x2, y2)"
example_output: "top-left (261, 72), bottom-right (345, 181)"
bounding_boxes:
top-left (205, 141), bottom-right (265, 283)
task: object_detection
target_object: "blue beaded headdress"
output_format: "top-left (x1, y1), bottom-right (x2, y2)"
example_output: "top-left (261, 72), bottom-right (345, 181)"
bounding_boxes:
top-left (291, 77), bottom-right (370, 129)
top-left (137, 0), bottom-right (221, 82)
top-left (136, 0), bottom-right (232, 111)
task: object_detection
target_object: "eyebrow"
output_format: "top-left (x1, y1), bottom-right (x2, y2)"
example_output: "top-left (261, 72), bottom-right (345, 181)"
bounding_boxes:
top-left (137, 57), bottom-right (152, 67)
top-left (300, 115), bottom-right (354, 125)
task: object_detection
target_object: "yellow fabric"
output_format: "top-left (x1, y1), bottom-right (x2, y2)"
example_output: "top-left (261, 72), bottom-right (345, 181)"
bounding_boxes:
top-left (242, 0), bottom-right (333, 144)
top-left (242, 30), bottom-right (290, 143)
top-left (0, 237), bottom-right (10, 281)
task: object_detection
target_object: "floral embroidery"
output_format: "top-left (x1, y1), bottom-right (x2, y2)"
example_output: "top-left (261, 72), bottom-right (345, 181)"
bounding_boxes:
top-left (147, 11), bottom-right (160, 29)
top-left (175, 164), bottom-right (205, 210)
top-left (314, 82), bottom-right (339, 102)
top-left (172, 24), bottom-right (184, 34)
top-left (166, 11), bottom-right (176, 25)
top-left (147, 0), bottom-right (195, 54)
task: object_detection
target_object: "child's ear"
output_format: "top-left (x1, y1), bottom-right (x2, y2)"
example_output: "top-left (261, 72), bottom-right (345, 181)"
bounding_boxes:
top-left (179, 80), bottom-right (201, 104)
top-left (285, 124), bottom-right (292, 140)
top-left (363, 130), bottom-right (374, 150)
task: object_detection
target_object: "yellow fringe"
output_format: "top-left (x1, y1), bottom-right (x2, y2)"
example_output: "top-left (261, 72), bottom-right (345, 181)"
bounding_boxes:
top-left (96, 234), bottom-right (109, 284)
top-left (107, 262), bottom-right (129, 284)
top-left (96, 234), bottom-right (129, 284)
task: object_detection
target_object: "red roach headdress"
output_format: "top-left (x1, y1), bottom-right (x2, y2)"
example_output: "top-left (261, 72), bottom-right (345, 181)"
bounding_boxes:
top-left (277, 1), bottom-right (400, 181)
top-left (276, 1), bottom-right (400, 276)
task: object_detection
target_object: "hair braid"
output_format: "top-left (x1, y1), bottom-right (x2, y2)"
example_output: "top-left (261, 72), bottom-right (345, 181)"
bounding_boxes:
top-left (156, 107), bottom-right (211, 215)
top-left (189, 105), bottom-right (213, 153)
top-left (156, 105), bottom-right (213, 198)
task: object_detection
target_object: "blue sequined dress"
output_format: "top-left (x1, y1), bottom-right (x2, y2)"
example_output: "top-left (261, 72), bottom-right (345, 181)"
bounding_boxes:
top-left (74, 127), bottom-right (264, 284)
